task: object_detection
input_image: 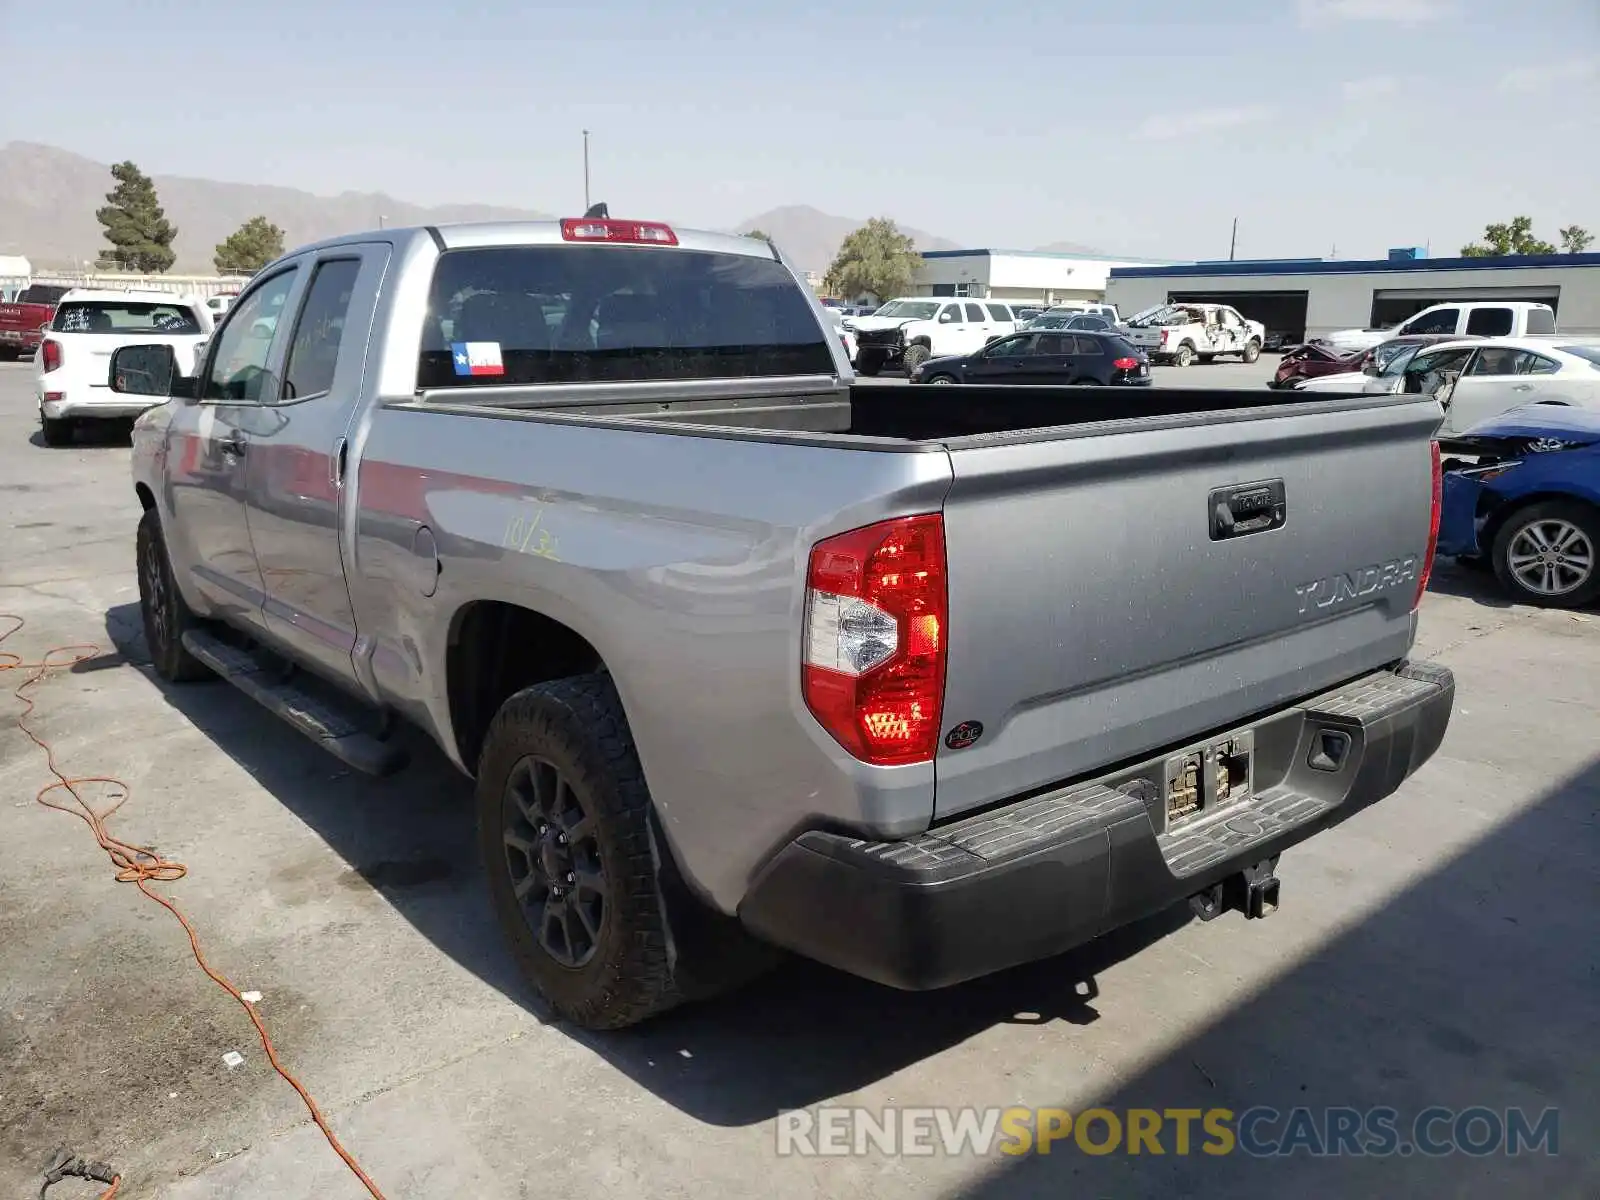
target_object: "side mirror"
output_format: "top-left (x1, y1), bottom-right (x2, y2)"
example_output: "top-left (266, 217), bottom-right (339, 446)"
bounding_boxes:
top-left (109, 344), bottom-right (180, 398)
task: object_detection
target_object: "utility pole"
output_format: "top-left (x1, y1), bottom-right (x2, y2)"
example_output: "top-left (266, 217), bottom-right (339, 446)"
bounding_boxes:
top-left (1229, 217), bottom-right (1238, 261)
top-left (378, 213), bottom-right (386, 230)
top-left (582, 130), bottom-right (591, 212)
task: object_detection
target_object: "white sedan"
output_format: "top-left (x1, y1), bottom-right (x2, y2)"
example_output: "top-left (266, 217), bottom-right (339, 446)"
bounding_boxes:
top-left (1309, 336), bottom-right (1600, 435)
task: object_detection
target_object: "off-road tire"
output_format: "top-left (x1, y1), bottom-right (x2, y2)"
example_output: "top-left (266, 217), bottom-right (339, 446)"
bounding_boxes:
top-left (136, 509), bottom-right (213, 682)
top-left (476, 674), bottom-right (686, 1030)
top-left (902, 344), bottom-right (931, 374)
top-left (856, 352), bottom-right (883, 377)
top-left (1490, 500), bottom-right (1600, 609)
top-left (1242, 340), bottom-right (1261, 364)
top-left (1174, 342), bottom-right (1195, 367)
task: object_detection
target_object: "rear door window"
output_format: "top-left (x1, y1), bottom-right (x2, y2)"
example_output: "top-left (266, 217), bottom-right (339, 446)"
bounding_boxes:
top-left (1073, 335), bottom-right (1106, 355)
top-left (964, 303), bottom-right (987, 323)
top-left (282, 258), bottom-right (362, 401)
top-left (1465, 307), bottom-right (1514, 336)
top-left (53, 300), bottom-right (203, 334)
top-left (418, 246), bottom-right (833, 387)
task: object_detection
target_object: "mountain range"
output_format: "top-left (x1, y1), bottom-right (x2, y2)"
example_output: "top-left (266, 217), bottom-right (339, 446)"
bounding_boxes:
top-left (0, 142), bottom-right (1103, 276)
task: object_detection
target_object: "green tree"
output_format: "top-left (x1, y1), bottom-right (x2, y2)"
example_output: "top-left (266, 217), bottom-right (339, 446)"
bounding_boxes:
top-left (95, 161), bottom-right (177, 273)
top-left (214, 216), bottom-right (286, 273)
top-left (1459, 215), bottom-right (1556, 257)
top-left (823, 217), bottom-right (920, 302)
top-left (1558, 224), bottom-right (1594, 254)
top-left (743, 229), bottom-right (772, 242)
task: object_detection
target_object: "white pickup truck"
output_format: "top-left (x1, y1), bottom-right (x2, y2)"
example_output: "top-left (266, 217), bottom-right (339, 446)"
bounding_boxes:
top-left (1123, 303), bottom-right (1265, 366)
top-left (1321, 301), bottom-right (1557, 353)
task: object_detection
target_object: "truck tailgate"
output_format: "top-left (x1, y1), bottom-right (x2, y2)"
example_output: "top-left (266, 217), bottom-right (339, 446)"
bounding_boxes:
top-left (933, 395), bottom-right (1441, 819)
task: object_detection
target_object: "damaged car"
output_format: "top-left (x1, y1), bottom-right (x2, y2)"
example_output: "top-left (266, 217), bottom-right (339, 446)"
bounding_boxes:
top-left (1438, 404), bottom-right (1600, 608)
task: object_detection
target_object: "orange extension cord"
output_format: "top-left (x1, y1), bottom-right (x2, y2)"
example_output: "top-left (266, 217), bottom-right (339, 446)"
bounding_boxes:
top-left (1, 614), bottom-right (387, 1200)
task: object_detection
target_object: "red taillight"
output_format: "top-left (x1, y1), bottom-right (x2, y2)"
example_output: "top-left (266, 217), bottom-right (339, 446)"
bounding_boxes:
top-left (559, 217), bottom-right (678, 246)
top-left (40, 338), bottom-right (62, 373)
top-left (1414, 441), bottom-right (1442, 609)
top-left (802, 514), bottom-right (948, 766)
top-left (1112, 356), bottom-right (1138, 370)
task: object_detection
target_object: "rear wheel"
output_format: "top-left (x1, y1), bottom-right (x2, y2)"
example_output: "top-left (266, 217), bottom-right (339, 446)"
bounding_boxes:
top-left (902, 344), bottom-right (931, 374)
top-left (39, 416), bottom-right (71, 446)
top-left (1174, 342), bottom-right (1195, 367)
top-left (1242, 340), bottom-right (1261, 364)
top-left (926, 374), bottom-right (956, 385)
top-left (1491, 501), bottom-right (1600, 608)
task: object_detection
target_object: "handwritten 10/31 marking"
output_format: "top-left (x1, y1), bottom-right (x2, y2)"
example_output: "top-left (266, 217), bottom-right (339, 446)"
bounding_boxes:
top-left (502, 506), bottom-right (561, 561)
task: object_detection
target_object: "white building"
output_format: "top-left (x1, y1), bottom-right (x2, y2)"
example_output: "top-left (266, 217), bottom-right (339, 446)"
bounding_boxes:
top-left (912, 249), bottom-right (1174, 305)
top-left (1106, 251), bottom-right (1600, 343)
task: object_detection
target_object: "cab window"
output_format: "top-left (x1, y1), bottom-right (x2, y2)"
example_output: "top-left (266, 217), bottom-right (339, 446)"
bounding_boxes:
top-left (1465, 307), bottom-right (1514, 336)
top-left (202, 269), bottom-right (298, 403)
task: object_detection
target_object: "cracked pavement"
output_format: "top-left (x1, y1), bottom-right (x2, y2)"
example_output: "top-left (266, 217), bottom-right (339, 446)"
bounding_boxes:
top-left (0, 362), bottom-right (1595, 1199)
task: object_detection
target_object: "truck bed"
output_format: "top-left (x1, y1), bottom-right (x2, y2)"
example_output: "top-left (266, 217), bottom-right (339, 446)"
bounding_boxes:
top-left (399, 379), bottom-right (1392, 446)
top-left (359, 378), bottom-right (1440, 900)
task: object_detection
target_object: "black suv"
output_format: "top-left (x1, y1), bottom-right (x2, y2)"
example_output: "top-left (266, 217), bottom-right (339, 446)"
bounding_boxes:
top-left (910, 329), bottom-right (1151, 386)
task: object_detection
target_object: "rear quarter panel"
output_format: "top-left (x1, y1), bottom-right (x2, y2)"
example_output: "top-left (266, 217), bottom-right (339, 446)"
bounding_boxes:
top-left (347, 407), bottom-right (955, 911)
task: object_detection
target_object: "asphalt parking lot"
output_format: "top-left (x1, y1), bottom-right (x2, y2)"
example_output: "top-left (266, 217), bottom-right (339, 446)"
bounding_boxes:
top-left (1, 358), bottom-right (1596, 1199)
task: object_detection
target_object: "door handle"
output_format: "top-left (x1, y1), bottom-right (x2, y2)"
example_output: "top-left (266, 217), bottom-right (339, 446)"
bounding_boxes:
top-left (219, 431), bottom-right (247, 457)
top-left (1512, 383), bottom-right (1533, 392)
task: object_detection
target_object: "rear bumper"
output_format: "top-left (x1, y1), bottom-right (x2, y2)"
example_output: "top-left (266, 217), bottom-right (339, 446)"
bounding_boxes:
top-left (40, 390), bottom-right (164, 420)
top-left (739, 661), bottom-right (1453, 990)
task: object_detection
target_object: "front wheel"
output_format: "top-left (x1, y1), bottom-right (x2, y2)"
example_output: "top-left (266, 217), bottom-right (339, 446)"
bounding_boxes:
top-left (926, 374), bottom-right (956, 385)
top-left (477, 674), bottom-right (687, 1030)
top-left (901, 344), bottom-right (931, 374)
top-left (1491, 501), bottom-right (1600, 608)
top-left (1174, 343), bottom-right (1195, 367)
top-left (136, 509), bottom-right (213, 682)
top-left (855, 352), bottom-right (883, 377)
top-left (1242, 340), bottom-right (1261, 364)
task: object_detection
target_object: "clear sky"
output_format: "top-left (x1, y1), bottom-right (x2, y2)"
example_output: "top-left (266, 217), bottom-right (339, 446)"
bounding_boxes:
top-left (4, 0), bottom-right (1597, 260)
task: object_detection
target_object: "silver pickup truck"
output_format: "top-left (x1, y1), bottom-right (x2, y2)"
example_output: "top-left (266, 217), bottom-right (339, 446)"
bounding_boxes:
top-left (113, 217), bottom-right (1454, 1030)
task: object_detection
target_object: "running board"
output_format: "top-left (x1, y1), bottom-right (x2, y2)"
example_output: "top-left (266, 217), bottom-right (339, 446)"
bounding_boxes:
top-left (180, 630), bottom-right (408, 777)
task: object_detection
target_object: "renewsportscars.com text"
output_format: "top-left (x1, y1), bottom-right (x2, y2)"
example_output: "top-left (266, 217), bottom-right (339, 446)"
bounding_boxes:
top-left (776, 1105), bottom-right (1560, 1159)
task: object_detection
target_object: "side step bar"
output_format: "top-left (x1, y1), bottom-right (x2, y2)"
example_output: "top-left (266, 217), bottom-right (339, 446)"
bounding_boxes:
top-left (181, 630), bottom-right (408, 777)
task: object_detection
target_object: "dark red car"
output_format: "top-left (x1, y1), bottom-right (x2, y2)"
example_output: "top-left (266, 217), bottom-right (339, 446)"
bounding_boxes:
top-left (1271, 333), bottom-right (1477, 390)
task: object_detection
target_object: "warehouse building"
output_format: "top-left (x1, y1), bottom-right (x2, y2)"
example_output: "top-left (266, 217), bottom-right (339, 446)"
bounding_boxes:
top-left (913, 248), bottom-right (1173, 305)
top-left (1105, 251), bottom-right (1600, 344)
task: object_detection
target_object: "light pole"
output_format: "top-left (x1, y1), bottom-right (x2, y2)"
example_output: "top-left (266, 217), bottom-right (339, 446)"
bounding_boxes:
top-left (582, 130), bottom-right (591, 212)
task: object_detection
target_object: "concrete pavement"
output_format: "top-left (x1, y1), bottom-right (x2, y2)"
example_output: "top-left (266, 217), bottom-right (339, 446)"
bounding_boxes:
top-left (0, 361), bottom-right (1595, 1199)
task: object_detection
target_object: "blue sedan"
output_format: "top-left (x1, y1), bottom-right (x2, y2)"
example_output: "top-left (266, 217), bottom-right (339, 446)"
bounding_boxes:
top-left (1437, 404), bottom-right (1600, 608)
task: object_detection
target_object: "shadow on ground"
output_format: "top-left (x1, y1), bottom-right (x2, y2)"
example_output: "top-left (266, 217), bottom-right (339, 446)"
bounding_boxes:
top-left (28, 421), bottom-right (134, 451)
top-left (98, 603), bottom-right (1191, 1128)
top-left (96, 602), bottom-right (1599, 1193)
top-left (948, 757), bottom-right (1599, 1198)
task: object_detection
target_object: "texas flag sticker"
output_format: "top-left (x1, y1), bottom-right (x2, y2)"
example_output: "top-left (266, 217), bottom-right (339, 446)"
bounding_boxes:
top-left (450, 341), bottom-right (505, 377)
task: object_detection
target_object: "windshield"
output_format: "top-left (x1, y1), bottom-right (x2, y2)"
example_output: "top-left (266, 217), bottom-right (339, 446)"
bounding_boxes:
top-left (52, 300), bottom-right (203, 334)
top-left (1374, 342), bottom-right (1422, 375)
top-left (1028, 315), bottom-right (1072, 329)
top-left (16, 285), bottom-right (69, 306)
top-left (1126, 304), bottom-right (1185, 327)
top-left (1557, 345), bottom-right (1600, 367)
top-left (872, 300), bottom-right (940, 320)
